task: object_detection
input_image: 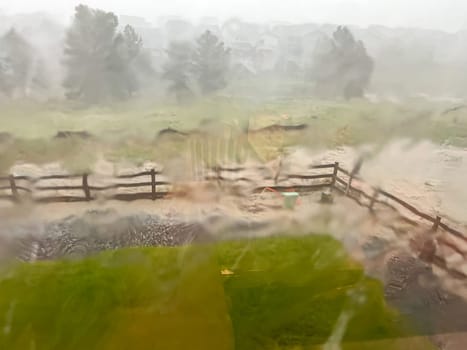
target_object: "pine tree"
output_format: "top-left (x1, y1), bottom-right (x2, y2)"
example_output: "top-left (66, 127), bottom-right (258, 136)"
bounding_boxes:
top-left (63, 5), bottom-right (151, 103)
top-left (162, 41), bottom-right (194, 102)
top-left (109, 25), bottom-right (144, 98)
top-left (192, 31), bottom-right (230, 94)
top-left (309, 26), bottom-right (373, 99)
top-left (63, 5), bottom-right (119, 102)
top-left (0, 29), bottom-right (43, 97)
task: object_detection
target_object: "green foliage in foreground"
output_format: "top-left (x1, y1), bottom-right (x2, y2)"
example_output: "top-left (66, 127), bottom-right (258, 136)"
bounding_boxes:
top-left (0, 235), bottom-right (434, 350)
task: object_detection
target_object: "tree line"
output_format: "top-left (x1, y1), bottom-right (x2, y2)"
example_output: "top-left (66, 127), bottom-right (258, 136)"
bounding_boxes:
top-left (0, 4), bottom-right (374, 104)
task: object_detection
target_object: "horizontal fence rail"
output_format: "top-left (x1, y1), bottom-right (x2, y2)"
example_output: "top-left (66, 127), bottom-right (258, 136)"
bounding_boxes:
top-left (253, 184), bottom-right (331, 194)
top-left (0, 169), bottom-right (167, 203)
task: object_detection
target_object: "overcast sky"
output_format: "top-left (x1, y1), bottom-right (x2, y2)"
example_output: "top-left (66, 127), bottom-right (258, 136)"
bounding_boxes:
top-left (2, 0), bottom-right (467, 32)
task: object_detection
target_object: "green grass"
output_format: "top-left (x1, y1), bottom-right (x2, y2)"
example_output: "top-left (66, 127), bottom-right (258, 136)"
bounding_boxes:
top-left (0, 234), bottom-right (434, 350)
top-left (1, 96), bottom-right (465, 142)
top-left (1, 96), bottom-right (466, 172)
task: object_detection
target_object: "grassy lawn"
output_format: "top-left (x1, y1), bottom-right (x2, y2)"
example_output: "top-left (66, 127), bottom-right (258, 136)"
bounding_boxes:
top-left (1, 97), bottom-right (466, 172)
top-left (0, 234), bottom-right (435, 350)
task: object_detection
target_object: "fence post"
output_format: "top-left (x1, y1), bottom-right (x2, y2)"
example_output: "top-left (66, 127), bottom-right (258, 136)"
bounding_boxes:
top-left (151, 169), bottom-right (156, 200)
top-left (82, 174), bottom-right (91, 201)
top-left (345, 175), bottom-right (353, 195)
top-left (330, 162), bottom-right (339, 189)
top-left (273, 157), bottom-right (283, 185)
top-left (432, 216), bottom-right (442, 232)
top-left (9, 175), bottom-right (18, 202)
top-left (369, 188), bottom-right (379, 212)
top-left (213, 165), bottom-right (222, 187)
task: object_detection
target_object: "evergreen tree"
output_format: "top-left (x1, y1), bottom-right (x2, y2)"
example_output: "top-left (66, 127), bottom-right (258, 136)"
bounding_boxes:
top-left (109, 25), bottom-right (144, 98)
top-left (63, 5), bottom-right (151, 103)
top-left (309, 26), bottom-right (373, 99)
top-left (162, 41), bottom-right (193, 102)
top-left (0, 29), bottom-right (44, 97)
top-left (120, 25), bottom-right (154, 96)
top-left (192, 30), bottom-right (230, 94)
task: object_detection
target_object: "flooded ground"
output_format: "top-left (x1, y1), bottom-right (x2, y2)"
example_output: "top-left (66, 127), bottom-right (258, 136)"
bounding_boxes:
top-left (1, 142), bottom-right (467, 349)
top-left (310, 142), bottom-right (467, 225)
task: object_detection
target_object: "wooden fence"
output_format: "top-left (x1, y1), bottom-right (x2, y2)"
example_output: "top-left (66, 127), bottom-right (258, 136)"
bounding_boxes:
top-left (0, 169), bottom-right (170, 203)
top-left (213, 162), bottom-right (467, 244)
top-left (1, 162), bottom-right (465, 242)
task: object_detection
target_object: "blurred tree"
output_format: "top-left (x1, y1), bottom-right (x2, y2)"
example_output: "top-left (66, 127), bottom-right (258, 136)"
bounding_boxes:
top-left (63, 5), bottom-right (151, 103)
top-left (309, 26), bottom-right (373, 99)
top-left (110, 25), bottom-right (154, 98)
top-left (63, 5), bottom-right (119, 103)
top-left (162, 41), bottom-right (194, 103)
top-left (0, 29), bottom-right (46, 98)
top-left (0, 50), bottom-right (14, 96)
top-left (192, 30), bottom-right (230, 94)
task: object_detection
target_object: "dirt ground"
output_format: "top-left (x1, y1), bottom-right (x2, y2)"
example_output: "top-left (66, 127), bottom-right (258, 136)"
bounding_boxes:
top-left (301, 142), bottom-right (467, 226)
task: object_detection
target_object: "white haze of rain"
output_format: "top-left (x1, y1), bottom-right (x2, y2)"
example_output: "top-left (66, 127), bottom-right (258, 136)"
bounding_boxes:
top-left (2, 0), bottom-right (467, 32)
